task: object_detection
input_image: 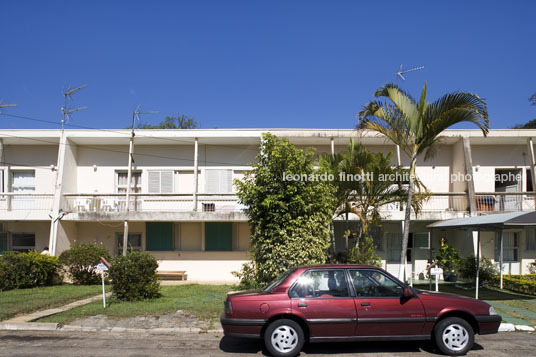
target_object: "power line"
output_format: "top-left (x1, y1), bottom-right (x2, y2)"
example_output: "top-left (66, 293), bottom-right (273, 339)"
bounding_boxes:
top-left (0, 112), bottom-right (261, 152)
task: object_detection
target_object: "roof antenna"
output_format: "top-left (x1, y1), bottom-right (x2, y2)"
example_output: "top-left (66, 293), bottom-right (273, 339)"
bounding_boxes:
top-left (396, 65), bottom-right (424, 86)
top-left (61, 84), bottom-right (87, 129)
top-left (0, 99), bottom-right (17, 114)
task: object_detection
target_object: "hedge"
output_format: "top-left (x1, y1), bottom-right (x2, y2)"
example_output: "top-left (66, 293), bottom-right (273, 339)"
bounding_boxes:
top-left (0, 251), bottom-right (61, 291)
top-left (59, 244), bottom-right (111, 285)
top-left (491, 274), bottom-right (536, 295)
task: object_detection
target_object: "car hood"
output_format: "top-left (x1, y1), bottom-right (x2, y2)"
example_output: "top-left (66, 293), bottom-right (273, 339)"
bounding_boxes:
top-left (417, 289), bottom-right (491, 310)
top-left (417, 290), bottom-right (476, 301)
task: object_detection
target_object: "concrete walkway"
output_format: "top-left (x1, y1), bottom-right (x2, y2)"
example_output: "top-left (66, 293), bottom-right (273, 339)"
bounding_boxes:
top-left (0, 293), bottom-right (111, 331)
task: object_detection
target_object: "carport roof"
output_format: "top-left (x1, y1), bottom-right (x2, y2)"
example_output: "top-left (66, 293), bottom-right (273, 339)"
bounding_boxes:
top-left (427, 211), bottom-right (536, 231)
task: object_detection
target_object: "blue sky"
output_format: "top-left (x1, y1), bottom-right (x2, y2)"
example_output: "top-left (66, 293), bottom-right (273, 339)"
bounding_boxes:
top-left (1, 1), bottom-right (535, 130)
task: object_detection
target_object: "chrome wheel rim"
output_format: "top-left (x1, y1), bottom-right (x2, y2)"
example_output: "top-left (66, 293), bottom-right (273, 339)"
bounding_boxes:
top-left (442, 323), bottom-right (469, 352)
top-left (271, 325), bottom-right (298, 353)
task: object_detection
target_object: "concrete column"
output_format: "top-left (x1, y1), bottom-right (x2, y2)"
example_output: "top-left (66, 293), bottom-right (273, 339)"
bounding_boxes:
top-left (526, 138), bottom-right (536, 207)
top-left (330, 137), bottom-right (335, 157)
top-left (462, 137), bottom-right (477, 214)
top-left (193, 138), bottom-right (199, 211)
top-left (396, 145), bottom-right (402, 166)
top-left (49, 134), bottom-right (68, 256)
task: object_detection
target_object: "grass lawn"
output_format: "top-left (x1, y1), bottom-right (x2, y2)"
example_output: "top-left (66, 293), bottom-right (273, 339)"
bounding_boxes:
top-left (39, 284), bottom-right (236, 326)
top-left (0, 285), bottom-right (105, 321)
top-left (414, 283), bottom-right (536, 326)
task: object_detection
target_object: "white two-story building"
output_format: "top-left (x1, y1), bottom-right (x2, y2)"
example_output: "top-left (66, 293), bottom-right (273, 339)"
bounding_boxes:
top-left (1, 129), bottom-right (535, 281)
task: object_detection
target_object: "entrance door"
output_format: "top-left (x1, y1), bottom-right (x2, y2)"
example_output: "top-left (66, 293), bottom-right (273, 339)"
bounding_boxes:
top-left (349, 269), bottom-right (425, 337)
top-left (289, 268), bottom-right (357, 337)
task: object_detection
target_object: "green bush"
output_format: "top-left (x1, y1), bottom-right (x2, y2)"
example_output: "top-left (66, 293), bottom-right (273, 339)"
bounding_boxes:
top-left (459, 255), bottom-right (498, 286)
top-left (108, 251), bottom-right (161, 301)
top-left (435, 241), bottom-right (461, 274)
top-left (0, 251), bottom-right (60, 291)
top-left (232, 261), bottom-right (261, 290)
top-left (347, 234), bottom-right (382, 267)
top-left (491, 275), bottom-right (536, 296)
top-left (529, 260), bottom-right (536, 274)
top-left (59, 244), bottom-right (111, 285)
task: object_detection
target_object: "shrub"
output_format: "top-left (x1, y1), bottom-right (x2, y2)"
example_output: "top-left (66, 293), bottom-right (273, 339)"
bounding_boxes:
top-left (435, 241), bottom-right (461, 275)
top-left (491, 275), bottom-right (536, 296)
top-left (0, 251), bottom-right (60, 291)
top-left (347, 234), bottom-right (382, 267)
top-left (459, 255), bottom-right (498, 286)
top-left (529, 260), bottom-right (536, 274)
top-left (232, 261), bottom-right (261, 290)
top-left (108, 251), bottom-right (161, 301)
top-left (59, 244), bottom-right (111, 285)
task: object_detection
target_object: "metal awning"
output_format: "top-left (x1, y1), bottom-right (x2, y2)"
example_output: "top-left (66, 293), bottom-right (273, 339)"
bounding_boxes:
top-left (427, 211), bottom-right (536, 299)
top-left (427, 211), bottom-right (536, 231)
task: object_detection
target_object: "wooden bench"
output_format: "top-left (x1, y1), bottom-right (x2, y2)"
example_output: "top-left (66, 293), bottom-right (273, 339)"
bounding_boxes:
top-left (156, 270), bottom-right (188, 281)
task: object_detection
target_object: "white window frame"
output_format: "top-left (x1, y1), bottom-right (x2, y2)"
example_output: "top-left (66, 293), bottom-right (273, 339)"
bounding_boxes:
top-left (11, 170), bottom-right (35, 193)
top-left (496, 231), bottom-right (519, 263)
top-left (205, 169), bottom-right (233, 193)
top-left (147, 170), bottom-right (174, 194)
top-left (115, 171), bottom-right (142, 193)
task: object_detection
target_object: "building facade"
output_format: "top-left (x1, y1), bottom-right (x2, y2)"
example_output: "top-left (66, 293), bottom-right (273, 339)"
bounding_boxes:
top-left (1, 129), bottom-right (536, 282)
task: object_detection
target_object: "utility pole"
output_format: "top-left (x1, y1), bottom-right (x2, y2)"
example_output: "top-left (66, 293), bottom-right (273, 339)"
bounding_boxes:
top-left (122, 105), bottom-right (158, 256)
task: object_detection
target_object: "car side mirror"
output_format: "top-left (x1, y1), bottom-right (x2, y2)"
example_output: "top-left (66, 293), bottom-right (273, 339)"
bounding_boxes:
top-left (403, 287), bottom-right (414, 298)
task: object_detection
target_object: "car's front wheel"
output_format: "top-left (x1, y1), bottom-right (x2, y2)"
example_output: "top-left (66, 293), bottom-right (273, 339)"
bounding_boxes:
top-left (434, 317), bottom-right (474, 356)
top-left (264, 319), bottom-right (304, 357)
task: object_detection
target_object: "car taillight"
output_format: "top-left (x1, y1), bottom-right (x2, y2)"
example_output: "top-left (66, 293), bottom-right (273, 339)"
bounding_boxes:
top-left (224, 300), bottom-right (233, 314)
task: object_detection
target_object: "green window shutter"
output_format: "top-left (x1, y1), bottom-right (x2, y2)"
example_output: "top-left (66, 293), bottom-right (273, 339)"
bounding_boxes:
top-left (146, 222), bottom-right (173, 251)
top-left (205, 222), bottom-right (232, 251)
top-left (0, 232), bottom-right (7, 253)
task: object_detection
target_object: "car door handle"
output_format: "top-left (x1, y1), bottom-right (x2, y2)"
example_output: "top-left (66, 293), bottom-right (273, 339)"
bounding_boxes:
top-left (360, 302), bottom-right (371, 306)
top-left (297, 303), bottom-right (308, 307)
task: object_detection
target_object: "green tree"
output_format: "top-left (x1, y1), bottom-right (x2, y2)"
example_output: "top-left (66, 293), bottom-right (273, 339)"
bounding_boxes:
top-left (321, 139), bottom-right (425, 265)
top-left (359, 82), bottom-right (489, 280)
top-left (138, 114), bottom-right (198, 129)
top-left (513, 92), bottom-right (536, 128)
top-left (235, 133), bottom-right (336, 286)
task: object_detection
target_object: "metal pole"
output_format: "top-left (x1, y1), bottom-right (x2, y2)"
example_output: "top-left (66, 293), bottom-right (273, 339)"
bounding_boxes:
top-left (193, 138), bottom-right (198, 211)
top-left (122, 112), bottom-right (136, 256)
top-left (331, 138), bottom-right (335, 157)
top-left (476, 230), bottom-right (480, 299)
top-left (499, 230), bottom-right (504, 289)
top-left (102, 272), bottom-right (106, 308)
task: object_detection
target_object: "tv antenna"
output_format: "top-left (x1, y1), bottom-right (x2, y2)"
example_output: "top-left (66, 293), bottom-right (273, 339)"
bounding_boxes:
top-left (396, 65), bottom-right (424, 85)
top-left (61, 84), bottom-right (87, 128)
top-left (0, 99), bottom-right (18, 109)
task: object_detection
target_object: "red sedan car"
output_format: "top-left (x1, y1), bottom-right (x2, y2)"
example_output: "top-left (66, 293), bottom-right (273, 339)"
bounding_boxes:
top-left (221, 265), bottom-right (501, 356)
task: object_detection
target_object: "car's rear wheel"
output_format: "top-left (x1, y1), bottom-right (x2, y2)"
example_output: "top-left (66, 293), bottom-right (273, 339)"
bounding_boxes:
top-left (434, 317), bottom-right (474, 356)
top-left (264, 319), bottom-right (304, 357)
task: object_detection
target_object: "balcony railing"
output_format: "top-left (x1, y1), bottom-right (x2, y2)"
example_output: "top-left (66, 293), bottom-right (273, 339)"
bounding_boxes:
top-left (475, 192), bottom-right (535, 212)
top-left (0, 193), bottom-right (55, 211)
top-left (63, 193), bottom-right (242, 213)
top-left (378, 193), bottom-right (469, 213)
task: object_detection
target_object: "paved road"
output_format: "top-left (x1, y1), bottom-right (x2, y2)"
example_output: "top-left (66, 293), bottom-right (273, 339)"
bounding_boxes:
top-left (0, 330), bottom-right (535, 356)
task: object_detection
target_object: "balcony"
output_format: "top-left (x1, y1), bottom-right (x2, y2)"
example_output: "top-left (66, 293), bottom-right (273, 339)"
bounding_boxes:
top-left (0, 193), bottom-right (55, 220)
top-left (474, 192), bottom-right (535, 212)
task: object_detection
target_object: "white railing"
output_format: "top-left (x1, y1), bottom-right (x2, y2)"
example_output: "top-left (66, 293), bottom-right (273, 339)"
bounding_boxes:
top-left (475, 192), bottom-right (536, 212)
top-left (0, 193), bottom-right (55, 211)
top-left (63, 193), bottom-right (242, 213)
top-left (379, 193), bottom-right (468, 213)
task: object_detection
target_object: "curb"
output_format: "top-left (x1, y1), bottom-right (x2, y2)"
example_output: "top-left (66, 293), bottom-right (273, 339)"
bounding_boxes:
top-left (0, 322), bottom-right (59, 331)
top-left (60, 325), bottom-right (224, 334)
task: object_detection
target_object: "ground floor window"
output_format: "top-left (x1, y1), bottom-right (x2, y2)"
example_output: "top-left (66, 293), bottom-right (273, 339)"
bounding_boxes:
top-left (526, 229), bottom-right (536, 251)
top-left (496, 231), bottom-right (519, 262)
top-left (116, 233), bottom-right (142, 254)
top-left (0, 232), bottom-right (7, 253)
top-left (205, 222), bottom-right (232, 251)
top-left (386, 232), bottom-right (402, 263)
top-left (11, 232), bottom-right (35, 252)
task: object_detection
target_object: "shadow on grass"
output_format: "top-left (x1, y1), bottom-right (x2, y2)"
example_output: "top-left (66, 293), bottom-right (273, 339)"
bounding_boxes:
top-left (219, 336), bottom-right (484, 355)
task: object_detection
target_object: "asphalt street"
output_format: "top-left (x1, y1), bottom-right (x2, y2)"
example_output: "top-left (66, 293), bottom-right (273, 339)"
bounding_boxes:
top-left (0, 330), bottom-right (534, 356)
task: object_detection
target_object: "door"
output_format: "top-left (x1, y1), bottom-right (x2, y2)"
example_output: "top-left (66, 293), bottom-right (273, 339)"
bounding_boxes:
top-left (289, 269), bottom-right (357, 337)
top-left (349, 269), bottom-right (425, 337)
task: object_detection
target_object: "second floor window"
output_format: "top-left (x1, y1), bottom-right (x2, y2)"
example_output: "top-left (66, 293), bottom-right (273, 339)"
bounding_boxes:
top-left (11, 171), bottom-right (35, 193)
top-left (116, 171), bottom-right (141, 193)
top-left (148, 171), bottom-right (173, 193)
top-left (205, 169), bottom-right (232, 193)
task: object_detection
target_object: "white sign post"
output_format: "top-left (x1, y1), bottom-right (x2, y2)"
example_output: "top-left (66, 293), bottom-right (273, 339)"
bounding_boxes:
top-left (95, 263), bottom-right (109, 308)
top-left (430, 267), bottom-right (443, 292)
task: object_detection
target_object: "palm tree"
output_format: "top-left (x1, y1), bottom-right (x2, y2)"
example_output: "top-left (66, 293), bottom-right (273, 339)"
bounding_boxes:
top-left (358, 82), bottom-right (489, 281)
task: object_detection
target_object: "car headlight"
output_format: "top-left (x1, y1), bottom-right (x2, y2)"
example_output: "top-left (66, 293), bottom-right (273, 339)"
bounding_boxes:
top-left (489, 306), bottom-right (498, 315)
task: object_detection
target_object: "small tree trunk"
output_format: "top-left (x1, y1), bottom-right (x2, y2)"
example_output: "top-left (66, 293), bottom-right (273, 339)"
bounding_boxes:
top-left (399, 153), bottom-right (417, 281)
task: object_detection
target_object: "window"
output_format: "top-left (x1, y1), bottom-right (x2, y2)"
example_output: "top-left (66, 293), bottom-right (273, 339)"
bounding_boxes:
top-left (116, 233), bottom-right (142, 254)
top-left (527, 168), bottom-right (533, 192)
top-left (496, 232), bottom-right (519, 262)
top-left (289, 269), bottom-right (349, 298)
top-left (205, 222), bottom-right (232, 251)
top-left (116, 171), bottom-right (141, 193)
top-left (349, 269), bottom-right (404, 297)
top-left (146, 222), bottom-right (173, 251)
top-left (148, 171), bottom-right (173, 193)
top-left (11, 232), bottom-right (35, 252)
top-left (205, 169), bottom-right (232, 193)
top-left (386, 232), bottom-right (402, 263)
top-left (527, 229), bottom-right (536, 251)
top-left (11, 171), bottom-right (35, 193)
top-left (412, 232), bottom-right (430, 249)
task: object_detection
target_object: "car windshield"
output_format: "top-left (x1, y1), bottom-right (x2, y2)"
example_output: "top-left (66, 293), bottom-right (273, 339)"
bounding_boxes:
top-left (263, 268), bottom-right (296, 293)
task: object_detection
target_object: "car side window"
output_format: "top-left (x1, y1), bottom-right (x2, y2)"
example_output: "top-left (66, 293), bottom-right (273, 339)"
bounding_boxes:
top-left (350, 270), bottom-right (404, 298)
top-left (289, 269), bottom-right (349, 298)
